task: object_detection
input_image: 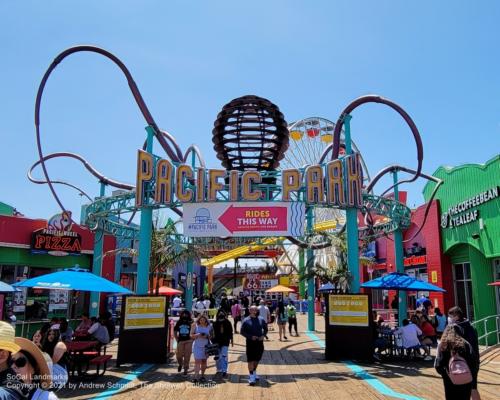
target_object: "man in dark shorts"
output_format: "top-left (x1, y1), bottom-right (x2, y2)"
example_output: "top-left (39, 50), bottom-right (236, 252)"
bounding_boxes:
top-left (240, 305), bottom-right (268, 385)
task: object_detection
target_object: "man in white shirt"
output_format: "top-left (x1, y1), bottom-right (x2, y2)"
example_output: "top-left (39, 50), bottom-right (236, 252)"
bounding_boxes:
top-left (194, 298), bottom-right (206, 317)
top-left (397, 319), bottom-right (422, 356)
top-left (202, 296), bottom-right (211, 311)
top-left (172, 295), bottom-right (182, 308)
top-left (88, 317), bottom-right (110, 345)
top-left (258, 300), bottom-right (270, 340)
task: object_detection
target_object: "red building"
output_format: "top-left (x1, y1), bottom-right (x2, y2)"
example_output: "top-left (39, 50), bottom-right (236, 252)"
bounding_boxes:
top-left (365, 199), bottom-right (452, 314)
top-left (0, 208), bottom-right (116, 321)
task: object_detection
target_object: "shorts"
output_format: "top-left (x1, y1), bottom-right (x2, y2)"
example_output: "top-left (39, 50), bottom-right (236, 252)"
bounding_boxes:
top-left (246, 340), bottom-right (264, 362)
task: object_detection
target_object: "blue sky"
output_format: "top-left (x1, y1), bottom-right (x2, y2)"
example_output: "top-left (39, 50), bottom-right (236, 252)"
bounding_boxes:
top-left (1, 1), bottom-right (499, 220)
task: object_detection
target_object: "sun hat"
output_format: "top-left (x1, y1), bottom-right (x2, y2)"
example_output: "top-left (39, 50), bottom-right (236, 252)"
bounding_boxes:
top-left (14, 337), bottom-right (52, 388)
top-left (0, 321), bottom-right (21, 354)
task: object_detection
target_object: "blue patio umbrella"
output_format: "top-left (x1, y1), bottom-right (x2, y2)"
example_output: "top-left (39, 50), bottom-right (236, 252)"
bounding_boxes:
top-left (361, 272), bottom-right (445, 292)
top-left (13, 266), bottom-right (132, 293)
top-left (318, 282), bottom-right (335, 292)
top-left (0, 281), bottom-right (20, 293)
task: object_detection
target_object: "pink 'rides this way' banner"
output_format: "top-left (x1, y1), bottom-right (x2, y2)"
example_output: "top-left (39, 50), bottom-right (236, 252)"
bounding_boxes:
top-left (182, 202), bottom-right (304, 237)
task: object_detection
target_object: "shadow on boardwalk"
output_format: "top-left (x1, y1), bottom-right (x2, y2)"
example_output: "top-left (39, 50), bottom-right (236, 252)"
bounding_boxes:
top-left (58, 315), bottom-right (500, 400)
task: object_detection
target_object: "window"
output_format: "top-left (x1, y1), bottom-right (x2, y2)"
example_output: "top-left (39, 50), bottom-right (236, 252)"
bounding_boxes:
top-left (453, 263), bottom-right (475, 321)
top-left (371, 269), bottom-right (387, 309)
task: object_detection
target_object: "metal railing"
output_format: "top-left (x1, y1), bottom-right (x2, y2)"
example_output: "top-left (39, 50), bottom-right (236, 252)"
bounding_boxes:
top-left (15, 318), bottom-right (81, 339)
top-left (471, 314), bottom-right (500, 352)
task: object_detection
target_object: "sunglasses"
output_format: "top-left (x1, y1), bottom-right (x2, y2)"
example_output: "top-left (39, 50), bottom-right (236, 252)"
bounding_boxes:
top-left (9, 356), bottom-right (28, 368)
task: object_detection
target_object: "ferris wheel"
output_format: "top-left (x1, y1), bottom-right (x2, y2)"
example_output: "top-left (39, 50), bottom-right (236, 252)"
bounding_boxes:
top-left (281, 117), bottom-right (370, 181)
top-left (276, 117), bottom-right (371, 272)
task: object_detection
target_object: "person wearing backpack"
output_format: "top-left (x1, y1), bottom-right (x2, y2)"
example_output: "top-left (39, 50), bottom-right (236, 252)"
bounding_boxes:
top-left (435, 324), bottom-right (478, 399)
top-left (448, 306), bottom-right (481, 399)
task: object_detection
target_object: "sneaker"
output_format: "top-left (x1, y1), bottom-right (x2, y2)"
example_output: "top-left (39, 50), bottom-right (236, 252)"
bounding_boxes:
top-left (248, 374), bottom-right (256, 385)
top-left (178, 365), bottom-right (182, 372)
top-left (254, 372), bottom-right (260, 381)
top-left (183, 370), bottom-right (188, 376)
top-left (284, 336), bottom-right (288, 340)
top-left (222, 372), bottom-right (228, 378)
top-left (424, 356), bottom-right (433, 361)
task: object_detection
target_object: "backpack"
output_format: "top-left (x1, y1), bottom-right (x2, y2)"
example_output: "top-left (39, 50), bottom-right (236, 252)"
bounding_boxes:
top-left (448, 352), bottom-right (473, 385)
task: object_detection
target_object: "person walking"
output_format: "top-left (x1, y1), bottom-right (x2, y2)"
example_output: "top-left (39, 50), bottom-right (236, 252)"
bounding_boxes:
top-left (231, 300), bottom-right (242, 333)
top-left (240, 305), bottom-right (268, 386)
top-left (435, 324), bottom-right (478, 399)
top-left (257, 300), bottom-right (270, 340)
top-left (276, 300), bottom-right (288, 341)
top-left (193, 298), bottom-right (206, 318)
top-left (220, 294), bottom-right (230, 314)
top-left (212, 310), bottom-right (233, 378)
top-left (190, 315), bottom-right (212, 383)
top-left (287, 302), bottom-right (298, 336)
top-left (446, 306), bottom-right (481, 399)
top-left (173, 310), bottom-right (193, 375)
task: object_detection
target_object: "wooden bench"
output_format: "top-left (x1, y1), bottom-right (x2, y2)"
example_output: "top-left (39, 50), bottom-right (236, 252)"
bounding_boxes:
top-left (89, 355), bottom-right (112, 376)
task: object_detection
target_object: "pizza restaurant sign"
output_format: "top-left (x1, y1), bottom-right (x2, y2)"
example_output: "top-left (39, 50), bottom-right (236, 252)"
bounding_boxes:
top-left (441, 186), bottom-right (499, 229)
top-left (30, 212), bottom-right (81, 256)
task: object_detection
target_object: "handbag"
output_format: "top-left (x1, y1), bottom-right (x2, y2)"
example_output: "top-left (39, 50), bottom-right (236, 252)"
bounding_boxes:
top-left (205, 340), bottom-right (220, 358)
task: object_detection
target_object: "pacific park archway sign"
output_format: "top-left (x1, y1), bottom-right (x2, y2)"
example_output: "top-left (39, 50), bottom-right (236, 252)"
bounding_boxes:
top-left (32, 46), bottom-right (440, 329)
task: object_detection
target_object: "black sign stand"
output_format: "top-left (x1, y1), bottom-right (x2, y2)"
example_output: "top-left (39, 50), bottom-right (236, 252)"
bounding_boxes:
top-left (324, 293), bottom-right (374, 361)
top-left (116, 295), bottom-right (169, 366)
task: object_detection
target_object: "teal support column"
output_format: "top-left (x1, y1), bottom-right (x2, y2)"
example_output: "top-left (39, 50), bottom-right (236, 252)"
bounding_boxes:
top-left (185, 251), bottom-right (194, 312)
top-left (184, 149), bottom-right (197, 312)
top-left (306, 207), bottom-right (315, 331)
top-left (392, 169), bottom-right (407, 326)
top-left (298, 248), bottom-right (305, 298)
top-left (137, 126), bottom-right (155, 295)
top-left (90, 182), bottom-right (106, 317)
top-left (344, 115), bottom-right (360, 293)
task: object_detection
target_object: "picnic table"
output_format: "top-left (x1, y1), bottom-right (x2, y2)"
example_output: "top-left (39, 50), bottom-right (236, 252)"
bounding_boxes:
top-left (66, 340), bottom-right (101, 377)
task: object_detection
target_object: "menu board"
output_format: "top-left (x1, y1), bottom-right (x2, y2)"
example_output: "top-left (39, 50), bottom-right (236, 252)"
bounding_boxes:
top-left (328, 294), bottom-right (369, 327)
top-left (123, 296), bottom-right (166, 330)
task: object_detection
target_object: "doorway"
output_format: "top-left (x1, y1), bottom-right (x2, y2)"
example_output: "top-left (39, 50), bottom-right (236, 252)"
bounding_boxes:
top-left (452, 262), bottom-right (475, 321)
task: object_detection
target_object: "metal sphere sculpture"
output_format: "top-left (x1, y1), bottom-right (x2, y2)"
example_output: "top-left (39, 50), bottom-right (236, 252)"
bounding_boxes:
top-left (212, 95), bottom-right (289, 172)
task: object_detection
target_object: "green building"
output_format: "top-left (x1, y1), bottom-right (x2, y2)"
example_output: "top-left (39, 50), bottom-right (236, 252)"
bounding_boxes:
top-left (423, 155), bottom-right (499, 343)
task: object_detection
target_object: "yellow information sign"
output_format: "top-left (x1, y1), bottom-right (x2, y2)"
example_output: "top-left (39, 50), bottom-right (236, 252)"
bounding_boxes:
top-left (431, 270), bottom-right (438, 283)
top-left (328, 294), bottom-right (369, 327)
top-left (123, 296), bottom-right (166, 330)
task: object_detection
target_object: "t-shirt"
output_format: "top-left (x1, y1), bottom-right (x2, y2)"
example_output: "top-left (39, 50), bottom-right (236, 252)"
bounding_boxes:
top-left (258, 305), bottom-right (270, 322)
top-left (421, 321), bottom-right (435, 337)
top-left (398, 323), bottom-right (422, 348)
top-left (30, 388), bottom-right (59, 400)
top-left (88, 322), bottom-right (110, 344)
top-left (172, 297), bottom-right (182, 308)
top-left (194, 301), bottom-right (206, 312)
top-left (174, 320), bottom-right (192, 342)
top-left (435, 314), bottom-right (447, 332)
top-left (231, 303), bottom-right (241, 318)
top-left (60, 327), bottom-right (74, 342)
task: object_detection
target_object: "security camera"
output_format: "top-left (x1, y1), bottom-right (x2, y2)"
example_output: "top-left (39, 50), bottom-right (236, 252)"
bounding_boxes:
top-left (471, 233), bottom-right (480, 240)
